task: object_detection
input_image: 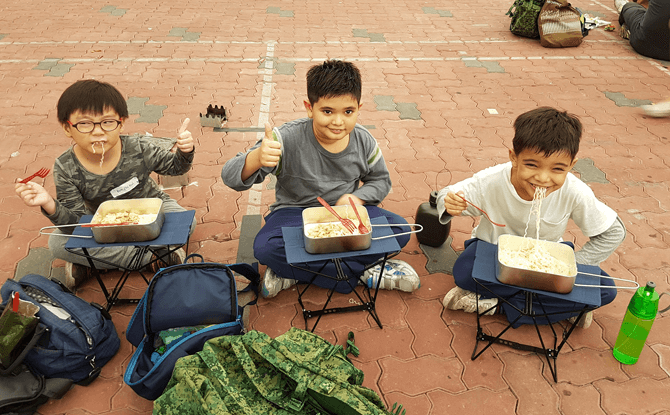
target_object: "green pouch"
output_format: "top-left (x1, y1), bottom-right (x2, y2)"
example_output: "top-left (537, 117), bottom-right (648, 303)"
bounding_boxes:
top-left (0, 297), bottom-right (40, 369)
top-left (507, 0), bottom-right (546, 39)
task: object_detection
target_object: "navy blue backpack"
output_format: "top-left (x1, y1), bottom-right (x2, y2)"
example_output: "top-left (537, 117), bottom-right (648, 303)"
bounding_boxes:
top-left (124, 255), bottom-right (260, 400)
top-left (0, 274), bottom-right (120, 385)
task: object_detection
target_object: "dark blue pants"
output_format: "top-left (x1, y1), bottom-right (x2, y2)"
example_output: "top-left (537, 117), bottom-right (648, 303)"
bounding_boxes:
top-left (453, 238), bottom-right (617, 327)
top-left (254, 206), bottom-right (410, 294)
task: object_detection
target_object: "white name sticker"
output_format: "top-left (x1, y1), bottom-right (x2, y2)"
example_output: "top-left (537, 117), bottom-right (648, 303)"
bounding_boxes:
top-left (110, 177), bottom-right (139, 198)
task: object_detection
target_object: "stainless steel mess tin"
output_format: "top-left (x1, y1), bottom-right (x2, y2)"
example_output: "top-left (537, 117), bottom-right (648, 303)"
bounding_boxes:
top-left (90, 198), bottom-right (165, 243)
top-left (303, 206), bottom-right (372, 254)
top-left (496, 234), bottom-right (578, 294)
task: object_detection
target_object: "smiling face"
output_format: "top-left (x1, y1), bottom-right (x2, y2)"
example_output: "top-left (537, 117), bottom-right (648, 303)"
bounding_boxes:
top-left (509, 148), bottom-right (578, 201)
top-left (63, 108), bottom-right (125, 158)
top-left (304, 94), bottom-right (362, 148)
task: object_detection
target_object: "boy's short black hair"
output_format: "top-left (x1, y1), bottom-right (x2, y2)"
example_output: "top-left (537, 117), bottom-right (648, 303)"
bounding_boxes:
top-left (57, 80), bottom-right (129, 125)
top-left (512, 107), bottom-right (582, 160)
top-left (306, 60), bottom-right (362, 105)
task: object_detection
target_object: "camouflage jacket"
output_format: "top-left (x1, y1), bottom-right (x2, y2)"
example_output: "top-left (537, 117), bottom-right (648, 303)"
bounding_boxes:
top-left (153, 328), bottom-right (393, 415)
top-left (45, 134), bottom-right (193, 227)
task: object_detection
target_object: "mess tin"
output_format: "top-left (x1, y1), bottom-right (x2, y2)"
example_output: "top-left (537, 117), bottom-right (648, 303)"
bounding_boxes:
top-left (496, 234), bottom-right (638, 294)
top-left (302, 206), bottom-right (421, 254)
top-left (89, 198), bottom-right (165, 243)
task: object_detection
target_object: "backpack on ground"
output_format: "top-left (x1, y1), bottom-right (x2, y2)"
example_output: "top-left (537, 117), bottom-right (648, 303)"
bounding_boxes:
top-left (0, 303), bottom-right (72, 415)
top-left (507, 0), bottom-right (546, 39)
top-left (123, 254), bottom-right (260, 400)
top-left (0, 274), bottom-right (120, 385)
top-left (538, 0), bottom-right (587, 47)
top-left (154, 328), bottom-right (397, 415)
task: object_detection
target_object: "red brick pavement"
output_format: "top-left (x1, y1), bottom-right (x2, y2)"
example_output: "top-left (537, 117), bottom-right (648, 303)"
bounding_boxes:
top-left (1, 0), bottom-right (670, 414)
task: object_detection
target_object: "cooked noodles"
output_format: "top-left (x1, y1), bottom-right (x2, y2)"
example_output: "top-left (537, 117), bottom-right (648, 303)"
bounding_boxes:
top-left (91, 142), bottom-right (105, 169)
top-left (304, 222), bottom-right (361, 238)
top-left (499, 186), bottom-right (571, 276)
top-left (96, 212), bottom-right (156, 225)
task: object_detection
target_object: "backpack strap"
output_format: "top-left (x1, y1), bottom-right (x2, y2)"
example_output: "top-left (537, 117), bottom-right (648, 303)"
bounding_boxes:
top-left (227, 263), bottom-right (261, 307)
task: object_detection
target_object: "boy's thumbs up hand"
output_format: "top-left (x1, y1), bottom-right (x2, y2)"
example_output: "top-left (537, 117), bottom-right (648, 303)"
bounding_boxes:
top-left (258, 123), bottom-right (281, 167)
top-left (176, 118), bottom-right (194, 153)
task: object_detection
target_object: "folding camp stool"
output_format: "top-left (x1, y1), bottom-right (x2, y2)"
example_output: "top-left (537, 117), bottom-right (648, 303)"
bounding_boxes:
top-left (282, 216), bottom-right (401, 332)
top-left (469, 240), bottom-right (601, 382)
top-left (64, 210), bottom-right (195, 311)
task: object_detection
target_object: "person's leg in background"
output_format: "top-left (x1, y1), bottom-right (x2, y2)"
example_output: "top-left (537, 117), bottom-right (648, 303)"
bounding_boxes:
top-left (640, 17), bottom-right (670, 117)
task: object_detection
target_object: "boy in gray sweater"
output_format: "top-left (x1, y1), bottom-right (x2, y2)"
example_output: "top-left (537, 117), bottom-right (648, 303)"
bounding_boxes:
top-left (221, 60), bottom-right (419, 297)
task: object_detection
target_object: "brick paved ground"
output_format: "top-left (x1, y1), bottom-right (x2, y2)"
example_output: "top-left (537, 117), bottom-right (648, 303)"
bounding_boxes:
top-left (1, 0), bottom-right (670, 414)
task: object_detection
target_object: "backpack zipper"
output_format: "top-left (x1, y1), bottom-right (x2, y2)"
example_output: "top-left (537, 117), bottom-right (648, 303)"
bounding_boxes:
top-left (21, 283), bottom-right (95, 348)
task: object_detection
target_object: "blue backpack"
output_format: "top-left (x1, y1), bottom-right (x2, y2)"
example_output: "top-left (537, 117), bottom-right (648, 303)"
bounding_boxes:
top-left (123, 255), bottom-right (260, 400)
top-left (0, 274), bottom-right (120, 385)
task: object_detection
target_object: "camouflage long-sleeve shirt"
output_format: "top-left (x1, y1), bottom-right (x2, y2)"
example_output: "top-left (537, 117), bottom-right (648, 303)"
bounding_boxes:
top-left (44, 134), bottom-right (194, 227)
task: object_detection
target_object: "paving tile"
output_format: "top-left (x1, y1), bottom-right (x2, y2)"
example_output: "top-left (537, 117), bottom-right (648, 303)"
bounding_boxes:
top-left (596, 377), bottom-right (670, 414)
top-left (500, 352), bottom-right (562, 414)
top-left (379, 355), bottom-right (466, 395)
top-left (552, 382), bottom-right (608, 415)
top-left (427, 388), bottom-right (518, 414)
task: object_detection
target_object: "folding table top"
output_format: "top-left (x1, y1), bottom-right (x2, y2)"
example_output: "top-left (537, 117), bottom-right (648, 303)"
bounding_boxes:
top-left (64, 210), bottom-right (195, 250)
top-left (472, 239), bottom-right (602, 307)
top-left (282, 216), bottom-right (401, 264)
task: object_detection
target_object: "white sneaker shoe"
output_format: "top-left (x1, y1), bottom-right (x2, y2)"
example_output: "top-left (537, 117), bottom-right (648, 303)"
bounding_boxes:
top-left (442, 286), bottom-right (498, 315)
top-left (568, 311), bottom-right (594, 329)
top-left (261, 268), bottom-right (297, 298)
top-left (364, 259), bottom-right (420, 292)
top-left (641, 100), bottom-right (670, 118)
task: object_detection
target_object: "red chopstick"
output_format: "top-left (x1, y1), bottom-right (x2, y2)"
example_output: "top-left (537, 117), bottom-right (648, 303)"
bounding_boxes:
top-left (12, 292), bottom-right (19, 312)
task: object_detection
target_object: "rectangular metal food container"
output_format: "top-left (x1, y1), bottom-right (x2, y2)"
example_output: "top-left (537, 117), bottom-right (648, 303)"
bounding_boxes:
top-left (303, 205), bottom-right (372, 254)
top-left (90, 198), bottom-right (165, 243)
top-left (496, 234), bottom-right (578, 294)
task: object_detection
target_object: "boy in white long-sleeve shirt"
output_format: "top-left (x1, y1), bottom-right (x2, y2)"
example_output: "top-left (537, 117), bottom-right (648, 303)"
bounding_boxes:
top-left (437, 107), bottom-right (625, 328)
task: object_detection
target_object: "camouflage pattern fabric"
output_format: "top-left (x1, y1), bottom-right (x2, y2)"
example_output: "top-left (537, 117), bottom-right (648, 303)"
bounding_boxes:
top-left (46, 134), bottom-right (194, 228)
top-left (507, 0), bottom-right (546, 39)
top-left (153, 328), bottom-right (393, 415)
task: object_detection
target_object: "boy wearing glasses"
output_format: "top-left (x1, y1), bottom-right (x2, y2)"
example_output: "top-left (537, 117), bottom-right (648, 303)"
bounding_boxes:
top-left (14, 80), bottom-right (195, 290)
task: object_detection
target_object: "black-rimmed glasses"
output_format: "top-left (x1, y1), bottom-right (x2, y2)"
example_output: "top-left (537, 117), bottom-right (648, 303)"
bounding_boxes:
top-left (67, 119), bottom-right (121, 133)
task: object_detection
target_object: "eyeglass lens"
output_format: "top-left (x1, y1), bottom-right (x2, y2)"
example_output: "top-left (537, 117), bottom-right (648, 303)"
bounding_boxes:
top-left (73, 120), bottom-right (120, 133)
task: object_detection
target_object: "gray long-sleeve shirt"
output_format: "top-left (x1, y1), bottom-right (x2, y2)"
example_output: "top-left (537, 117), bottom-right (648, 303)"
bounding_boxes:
top-left (221, 118), bottom-right (391, 210)
top-left (45, 134), bottom-right (194, 227)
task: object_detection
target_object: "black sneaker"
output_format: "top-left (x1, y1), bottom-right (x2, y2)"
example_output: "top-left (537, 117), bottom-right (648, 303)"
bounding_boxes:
top-left (148, 248), bottom-right (186, 274)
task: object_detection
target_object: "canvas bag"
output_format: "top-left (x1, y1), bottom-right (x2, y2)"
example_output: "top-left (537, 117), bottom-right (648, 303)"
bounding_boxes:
top-left (0, 275), bottom-right (120, 385)
top-left (538, 0), bottom-right (584, 47)
top-left (124, 255), bottom-right (260, 400)
top-left (506, 0), bottom-right (546, 39)
top-left (154, 328), bottom-right (396, 415)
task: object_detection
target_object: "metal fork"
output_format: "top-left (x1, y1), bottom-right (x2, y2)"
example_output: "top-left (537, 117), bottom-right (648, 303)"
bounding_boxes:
top-left (316, 196), bottom-right (356, 234)
top-left (19, 167), bottom-right (50, 184)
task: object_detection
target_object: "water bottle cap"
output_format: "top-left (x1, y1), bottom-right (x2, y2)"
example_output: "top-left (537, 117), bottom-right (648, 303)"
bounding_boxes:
top-left (629, 281), bottom-right (659, 319)
top-left (429, 191), bottom-right (439, 207)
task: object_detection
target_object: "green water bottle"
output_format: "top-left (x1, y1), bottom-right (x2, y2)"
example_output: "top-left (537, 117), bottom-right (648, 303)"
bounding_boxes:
top-left (612, 282), bottom-right (659, 365)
